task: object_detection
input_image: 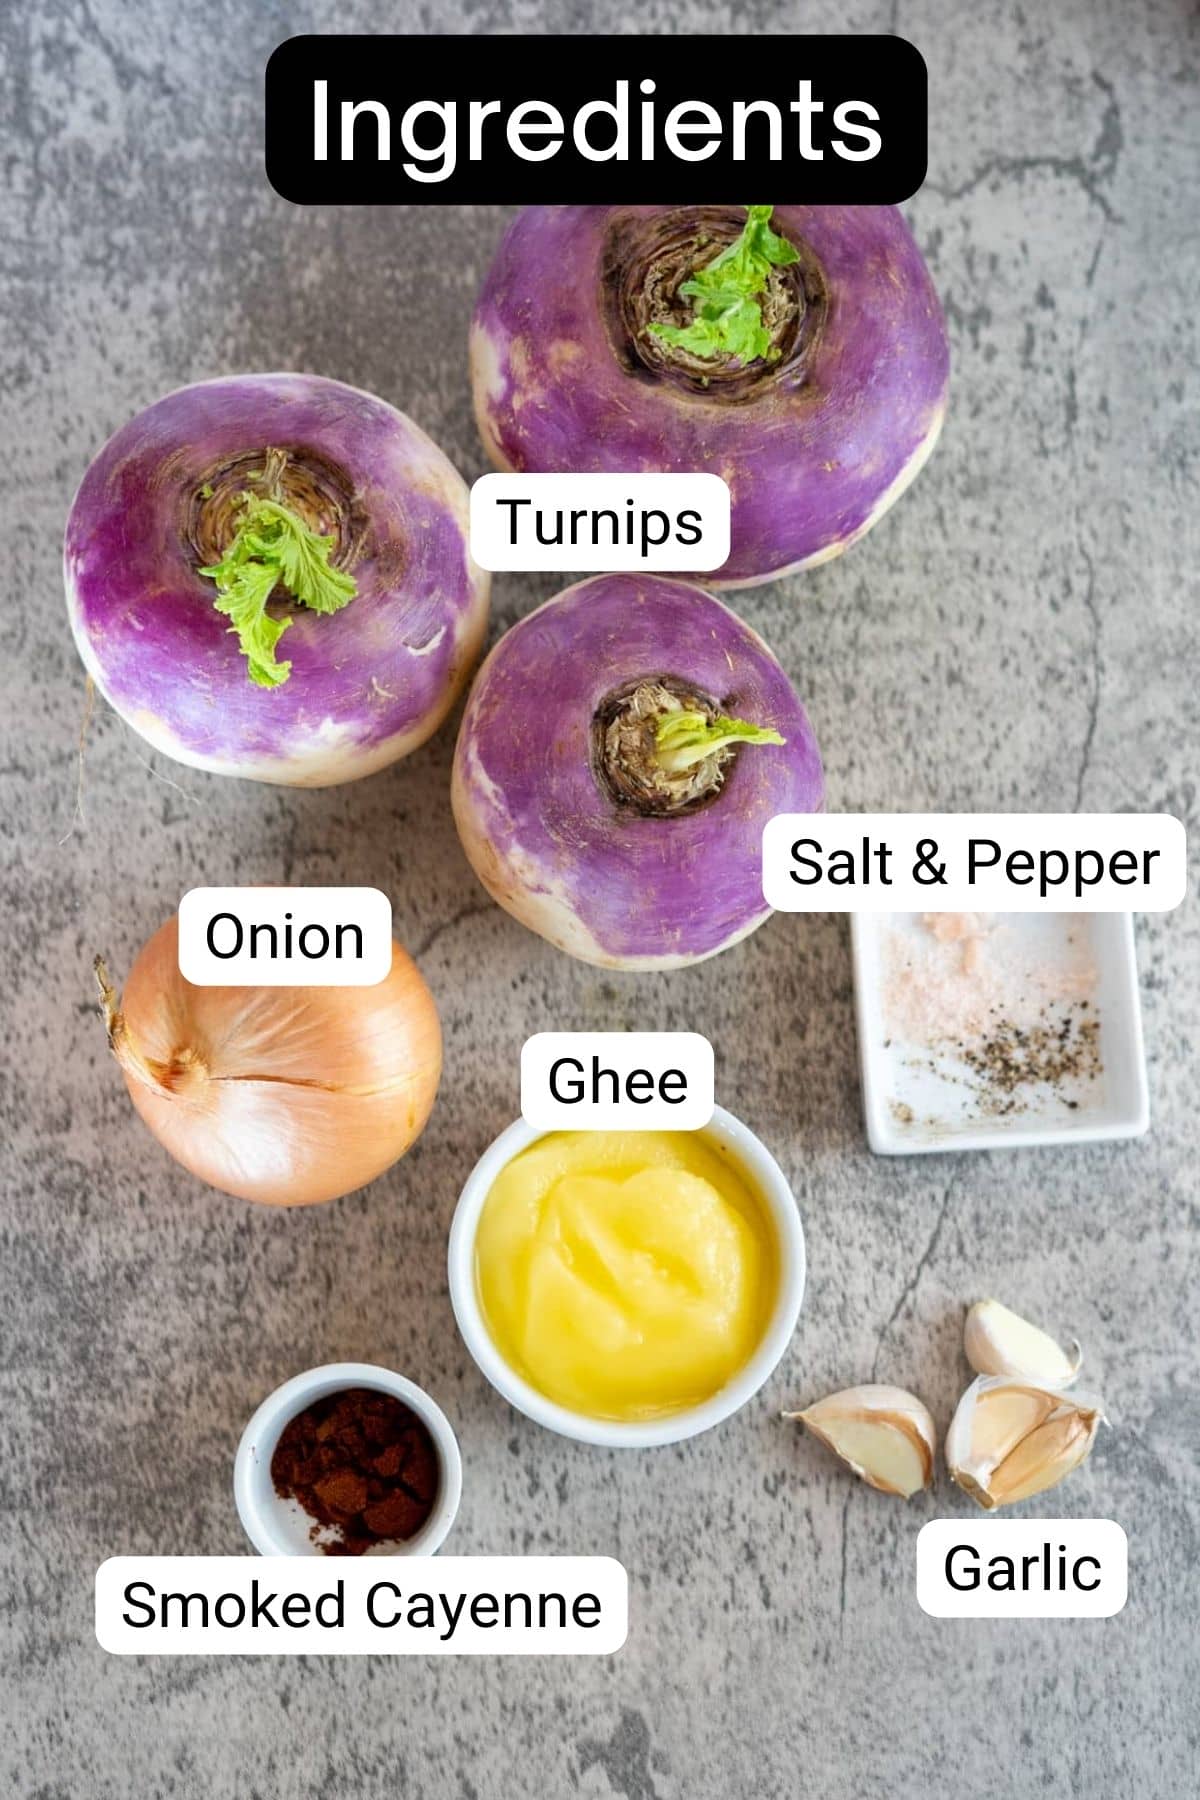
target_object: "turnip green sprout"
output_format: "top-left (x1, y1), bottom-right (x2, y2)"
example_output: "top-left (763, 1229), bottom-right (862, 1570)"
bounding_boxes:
top-left (654, 709), bottom-right (786, 774)
top-left (199, 479), bottom-right (358, 688)
top-left (648, 205), bottom-right (800, 366)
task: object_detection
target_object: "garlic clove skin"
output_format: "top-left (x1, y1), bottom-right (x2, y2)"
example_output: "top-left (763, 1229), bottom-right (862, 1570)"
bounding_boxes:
top-left (945, 1376), bottom-right (1105, 1511)
top-left (963, 1298), bottom-right (1081, 1387)
top-left (784, 1385), bottom-right (936, 1499)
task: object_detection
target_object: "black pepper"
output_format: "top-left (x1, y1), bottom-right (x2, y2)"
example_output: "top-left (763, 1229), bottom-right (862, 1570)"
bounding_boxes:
top-left (958, 1003), bottom-right (1102, 1117)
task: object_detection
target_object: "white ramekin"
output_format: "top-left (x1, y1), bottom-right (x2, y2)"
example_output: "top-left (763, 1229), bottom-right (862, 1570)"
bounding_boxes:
top-left (233, 1362), bottom-right (462, 1556)
top-left (447, 1108), bottom-right (806, 1448)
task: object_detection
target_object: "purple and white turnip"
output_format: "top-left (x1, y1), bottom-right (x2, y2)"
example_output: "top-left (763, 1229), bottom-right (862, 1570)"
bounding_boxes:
top-left (452, 574), bottom-right (824, 969)
top-left (471, 205), bottom-right (949, 587)
top-left (65, 373), bottom-right (490, 786)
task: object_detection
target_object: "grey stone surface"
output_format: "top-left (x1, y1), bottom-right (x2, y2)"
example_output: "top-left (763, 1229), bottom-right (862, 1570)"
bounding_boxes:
top-left (1, 0), bottom-right (1197, 1794)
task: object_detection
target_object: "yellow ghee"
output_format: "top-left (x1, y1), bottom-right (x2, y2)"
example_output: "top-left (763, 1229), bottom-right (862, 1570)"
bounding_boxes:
top-left (474, 1130), bottom-right (777, 1422)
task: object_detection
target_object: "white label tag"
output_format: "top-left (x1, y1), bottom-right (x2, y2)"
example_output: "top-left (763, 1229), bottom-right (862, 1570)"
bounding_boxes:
top-left (469, 472), bottom-right (731, 572)
top-left (916, 1520), bottom-right (1128, 1618)
top-left (178, 888), bottom-right (393, 986)
top-left (521, 1032), bottom-right (715, 1131)
top-left (762, 814), bottom-right (1186, 913)
top-left (96, 1556), bottom-right (627, 1655)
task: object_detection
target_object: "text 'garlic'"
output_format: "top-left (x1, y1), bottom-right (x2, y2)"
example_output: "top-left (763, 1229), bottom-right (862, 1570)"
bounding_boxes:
top-left (964, 1298), bottom-right (1081, 1387)
top-left (945, 1377), bottom-right (1105, 1511)
top-left (784, 1385), bottom-right (936, 1499)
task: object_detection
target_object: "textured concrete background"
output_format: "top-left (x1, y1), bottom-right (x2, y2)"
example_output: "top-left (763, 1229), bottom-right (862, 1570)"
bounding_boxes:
top-left (2, 0), bottom-right (1198, 1794)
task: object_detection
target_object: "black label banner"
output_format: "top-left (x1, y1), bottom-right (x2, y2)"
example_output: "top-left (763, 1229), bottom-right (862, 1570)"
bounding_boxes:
top-left (265, 34), bottom-right (927, 204)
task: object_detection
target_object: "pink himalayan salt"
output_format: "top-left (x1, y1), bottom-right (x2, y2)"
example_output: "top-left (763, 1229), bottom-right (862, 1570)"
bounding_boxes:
top-left (881, 914), bottom-right (1098, 1047)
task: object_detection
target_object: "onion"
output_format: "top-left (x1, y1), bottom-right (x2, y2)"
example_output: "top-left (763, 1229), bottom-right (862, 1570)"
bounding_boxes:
top-left (96, 918), bottom-right (441, 1206)
top-left (451, 574), bottom-right (823, 969)
top-left (65, 373), bottom-right (490, 786)
top-left (470, 205), bottom-right (949, 587)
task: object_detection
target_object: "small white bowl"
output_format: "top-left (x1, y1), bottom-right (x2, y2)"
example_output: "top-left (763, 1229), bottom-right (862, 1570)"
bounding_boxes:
top-left (234, 1362), bottom-right (462, 1557)
top-left (447, 1107), bottom-right (806, 1449)
top-left (851, 911), bottom-right (1149, 1154)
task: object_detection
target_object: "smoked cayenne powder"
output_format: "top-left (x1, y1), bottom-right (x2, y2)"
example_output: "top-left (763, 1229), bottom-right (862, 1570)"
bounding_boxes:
top-left (270, 1387), bottom-right (438, 1555)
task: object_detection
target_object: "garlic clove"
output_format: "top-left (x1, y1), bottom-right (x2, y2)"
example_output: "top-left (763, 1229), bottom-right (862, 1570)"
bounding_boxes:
top-left (987, 1410), bottom-right (1100, 1507)
top-left (963, 1298), bottom-right (1081, 1387)
top-left (784, 1385), bottom-right (936, 1499)
top-left (809, 1418), bottom-right (930, 1498)
top-left (968, 1381), bottom-right (1056, 1466)
top-left (945, 1376), bottom-right (1105, 1511)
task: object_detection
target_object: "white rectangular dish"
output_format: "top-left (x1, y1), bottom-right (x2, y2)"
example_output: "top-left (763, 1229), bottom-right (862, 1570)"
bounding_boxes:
top-left (850, 911), bottom-right (1149, 1155)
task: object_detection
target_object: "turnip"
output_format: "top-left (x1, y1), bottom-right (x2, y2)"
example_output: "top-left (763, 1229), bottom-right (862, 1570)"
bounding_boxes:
top-left (65, 374), bottom-right (490, 786)
top-left (451, 575), bottom-right (824, 969)
top-left (471, 205), bottom-right (949, 587)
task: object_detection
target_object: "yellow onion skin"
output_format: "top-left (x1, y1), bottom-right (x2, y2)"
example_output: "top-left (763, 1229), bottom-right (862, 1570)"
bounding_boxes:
top-left (105, 917), bottom-right (442, 1205)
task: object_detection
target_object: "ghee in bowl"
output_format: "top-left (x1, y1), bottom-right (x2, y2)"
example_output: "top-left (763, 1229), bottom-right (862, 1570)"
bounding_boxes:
top-left (472, 1128), bottom-right (780, 1425)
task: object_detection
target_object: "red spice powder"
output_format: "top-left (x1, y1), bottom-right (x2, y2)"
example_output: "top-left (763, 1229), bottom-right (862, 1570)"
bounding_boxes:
top-left (270, 1387), bottom-right (438, 1556)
